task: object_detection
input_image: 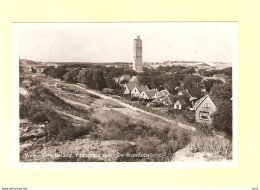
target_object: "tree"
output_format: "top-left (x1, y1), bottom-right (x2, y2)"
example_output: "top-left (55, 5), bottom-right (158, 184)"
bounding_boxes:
top-left (53, 66), bottom-right (67, 80)
top-left (43, 66), bottom-right (55, 78)
top-left (93, 69), bottom-right (107, 90)
top-left (164, 75), bottom-right (180, 95)
top-left (210, 80), bottom-right (232, 107)
top-left (106, 77), bottom-right (121, 89)
top-left (63, 68), bottom-right (81, 83)
top-left (77, 69), bottom-right (95, 89)
top-left (31, 67), bottom-right (36, 73)
top-left (210, 80), bottom-right (232, 137)
top-left (212, 100), bottom-right (232, 137)
top-left (202, 79), bottom-right (223, 93)
top-left (183, 75), bottom-right (203, 98)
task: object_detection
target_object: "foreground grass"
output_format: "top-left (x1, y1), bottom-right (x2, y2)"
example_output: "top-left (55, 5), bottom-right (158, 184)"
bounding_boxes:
top-left (189, 131), bottom-right (232, 160)
top-left (92, 116), bottom-right (192, 162)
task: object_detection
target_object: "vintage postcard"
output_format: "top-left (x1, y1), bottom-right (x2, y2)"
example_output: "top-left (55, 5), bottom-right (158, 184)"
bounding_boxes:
top-left (12, 22), bottom-right (238, 168)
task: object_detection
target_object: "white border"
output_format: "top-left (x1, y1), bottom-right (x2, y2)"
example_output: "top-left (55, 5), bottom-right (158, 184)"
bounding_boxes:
top-left (1, 188), bottom-right (251, 190)
top-left (12, 22), bottom-right (239, 169)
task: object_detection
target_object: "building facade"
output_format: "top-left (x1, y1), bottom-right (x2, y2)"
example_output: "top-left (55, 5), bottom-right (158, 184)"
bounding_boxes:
top-left (193, 95), bottom-right (217, 125)
top-left (133, 35), bottom-right (143, 72)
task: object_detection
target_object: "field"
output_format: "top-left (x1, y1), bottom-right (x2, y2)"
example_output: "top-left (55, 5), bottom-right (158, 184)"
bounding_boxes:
top-left (19, 62), bottom-right (232, 162)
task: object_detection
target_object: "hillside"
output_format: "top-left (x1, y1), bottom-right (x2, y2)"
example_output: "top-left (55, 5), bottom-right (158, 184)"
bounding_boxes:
top-left (19, 59), bottom-right (232, 162)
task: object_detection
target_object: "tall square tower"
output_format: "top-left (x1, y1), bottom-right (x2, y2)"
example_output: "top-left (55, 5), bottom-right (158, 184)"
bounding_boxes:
top-left (133, 35), bottom-right (143, 72)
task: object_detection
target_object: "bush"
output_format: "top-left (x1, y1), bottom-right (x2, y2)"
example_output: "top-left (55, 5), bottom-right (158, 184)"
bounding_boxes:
top-left (47, 121), bottom-right (94, 140)
top-left (30, 111), bottom-right (50, 124)
top-left (182, 110), bottom-right (196, 123)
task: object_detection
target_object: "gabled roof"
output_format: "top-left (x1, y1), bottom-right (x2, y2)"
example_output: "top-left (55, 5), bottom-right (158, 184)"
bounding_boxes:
top-left (183, 89), bottom-right (192, 99)
top-left (193, 95), bottom-right (216, 110)
top-left (158, 89), bottom-right (170, 97)
top-left (137, 85), bottom-right (149, 93)
top-left (175, 95), bottom-right (188, 105)
top-left (143, 89), bottom-right (158, 99)
top-left (178, 89), bottom-right (197, 102)
top-left (152, 98), bottom-right (160, 103)
top-left (161, 94), bottom-right (176, 105)
top-left (125, 83), bottom-right (135, 91)
top-left (129, 75), bottom-right (139, 83)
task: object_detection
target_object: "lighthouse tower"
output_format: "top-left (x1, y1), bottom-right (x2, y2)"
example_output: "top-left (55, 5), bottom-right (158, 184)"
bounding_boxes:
top-left (133, 35), bottom-right (143, 72)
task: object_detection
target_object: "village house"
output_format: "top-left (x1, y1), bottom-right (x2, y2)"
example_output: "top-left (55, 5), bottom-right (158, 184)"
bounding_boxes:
top-left (119, 74), bottom-right (131, 82)
top-left (158, 89), bottom-right (171, 99)
top-left (123, 83), bottom-right (136, 95)
top-left (192, 95), bottom-right (217, 124)
top-left (129, 75), bottom-right (139, 84)
top-left (160, 94), bottom-right (176, 107)
top-left (178, 89), bottom-right (197, 107)
top-left (114, 74), bottom-right (131, 83)
top-left (150, 89), bottom-right (171, 106)
top-left (151, 97), bottom-right (161, 106)
top-left (131, 85), bottom-right (149, 98)
top-left (173, 96), bottom-right (188, 110)
top-left (140, 89), bottom-right (159, 101)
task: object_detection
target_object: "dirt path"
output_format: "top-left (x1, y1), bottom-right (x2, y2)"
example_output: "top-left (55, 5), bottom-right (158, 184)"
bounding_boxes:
top-left (58, 96), bottom-right (92, 110)
top-left (70, 84), bottom-right (196, 131)
top-left (55, 110), bottom-right (89, 123)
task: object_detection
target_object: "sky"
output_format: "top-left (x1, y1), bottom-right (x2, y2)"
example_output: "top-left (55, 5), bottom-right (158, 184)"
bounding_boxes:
top-left (16, 22), bottom-right (237, 63)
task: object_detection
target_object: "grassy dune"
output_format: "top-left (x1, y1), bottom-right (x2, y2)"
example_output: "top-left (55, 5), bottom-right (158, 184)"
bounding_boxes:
top-left (19, 74), bottom-right (232, 162)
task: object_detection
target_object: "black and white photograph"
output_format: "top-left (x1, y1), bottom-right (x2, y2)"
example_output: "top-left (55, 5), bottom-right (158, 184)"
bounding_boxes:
top-left (15, 22), bottom-right (238, 164)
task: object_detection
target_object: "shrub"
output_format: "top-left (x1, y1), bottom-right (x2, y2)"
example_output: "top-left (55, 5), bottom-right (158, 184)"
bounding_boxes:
top-left (182, 110), bottom-right (196, 123)
top-left (47, 121), bottom-right (94, 140)
top-left (30, 111), bottom-right (50, 124)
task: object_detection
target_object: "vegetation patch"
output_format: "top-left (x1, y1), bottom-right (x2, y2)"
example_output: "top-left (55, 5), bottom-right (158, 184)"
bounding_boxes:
top-left (92, 118), bottom-right (191, 161)
top-left (189, 131), bottom-right (232, 160)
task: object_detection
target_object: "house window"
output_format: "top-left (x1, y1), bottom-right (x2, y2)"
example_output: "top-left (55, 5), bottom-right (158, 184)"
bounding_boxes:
top-left (199, 111), bottom-right (209, 120)
top-left (176, 105), bottom-right (179, 109)
top-left (205, 103), bottom-right (210, 108)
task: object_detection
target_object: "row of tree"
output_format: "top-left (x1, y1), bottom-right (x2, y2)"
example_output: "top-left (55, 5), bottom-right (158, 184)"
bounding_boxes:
top-left (138, 68), bottom-right (227, 99)
top-left (42, 65), bottom-right (137, 93)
